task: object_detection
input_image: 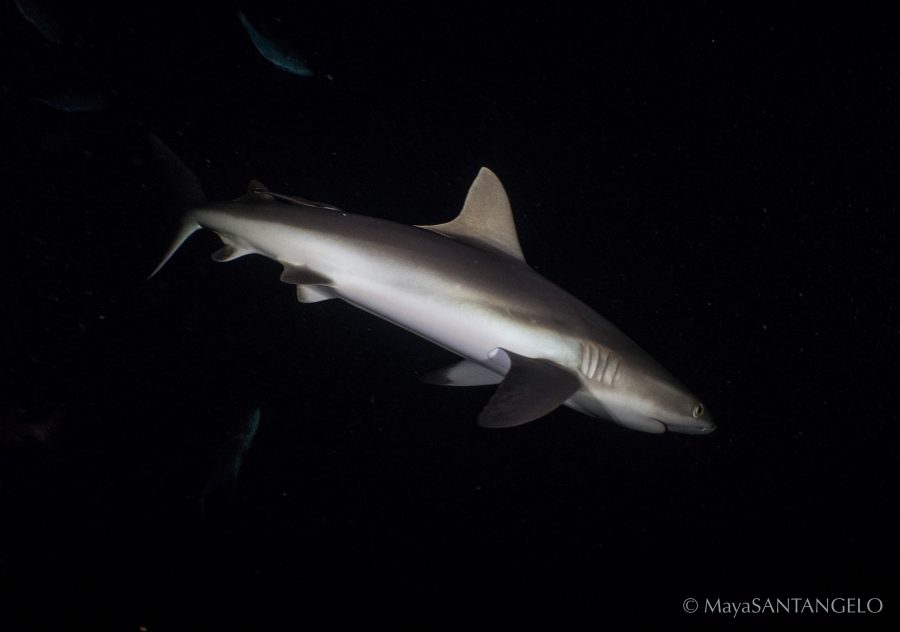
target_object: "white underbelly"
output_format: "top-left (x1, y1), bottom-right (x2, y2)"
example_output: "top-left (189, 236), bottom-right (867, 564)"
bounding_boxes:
top-left (332, 277), bottom-right (569, 375)
top-left (274, 237), bottom-right (580, 376)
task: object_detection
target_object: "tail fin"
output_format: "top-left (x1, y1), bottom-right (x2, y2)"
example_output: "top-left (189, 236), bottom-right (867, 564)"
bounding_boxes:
top-left (147, 134), bottom-right (208, 279)
top-left (148, 134), bottom-right (207, 209)
top-left (148, 219), bottom-right (202, 279)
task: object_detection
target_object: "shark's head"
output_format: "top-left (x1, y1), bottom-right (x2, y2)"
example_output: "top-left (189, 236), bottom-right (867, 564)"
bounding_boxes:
top-left (625, 374), bottom-right (715, 435)
top-left (575, 351), bottom-right (715, 435)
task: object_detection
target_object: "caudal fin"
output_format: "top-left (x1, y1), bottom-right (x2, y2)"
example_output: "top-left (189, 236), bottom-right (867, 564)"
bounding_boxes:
top-left (146, 134), bottom-right (207, 279)
top-left (148, 219), bottom-right (201, 279)
top-left (148, 134), bottom-right (208, 209)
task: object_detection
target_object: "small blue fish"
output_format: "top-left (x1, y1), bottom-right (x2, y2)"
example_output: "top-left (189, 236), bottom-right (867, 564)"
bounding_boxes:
top-left (238, 12), bottom-right (313, 77)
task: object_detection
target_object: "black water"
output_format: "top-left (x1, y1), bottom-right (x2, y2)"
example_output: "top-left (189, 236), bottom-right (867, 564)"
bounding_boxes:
top-left (1, 4), bottom-right (897, 629)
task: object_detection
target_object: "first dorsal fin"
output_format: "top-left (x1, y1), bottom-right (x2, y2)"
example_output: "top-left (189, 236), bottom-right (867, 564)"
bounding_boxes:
top-left (417, 168), bottom-right (526, 263)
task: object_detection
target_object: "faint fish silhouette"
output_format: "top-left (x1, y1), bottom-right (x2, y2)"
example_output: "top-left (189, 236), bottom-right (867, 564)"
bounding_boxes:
top-left (199, 408), bottom-right (261, 516)
top-left (38, 89), bottom-right (111, 112)
top-left (0, 405), bottom-right (63, 449)
top-left (238, 12), bottom-right (313, 77)
top-left (14, 0), bottom-right (64, 45)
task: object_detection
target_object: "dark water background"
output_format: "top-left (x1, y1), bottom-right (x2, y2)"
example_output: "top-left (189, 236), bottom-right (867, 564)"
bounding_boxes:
top-left (1, 4), bottom-right (897, 629)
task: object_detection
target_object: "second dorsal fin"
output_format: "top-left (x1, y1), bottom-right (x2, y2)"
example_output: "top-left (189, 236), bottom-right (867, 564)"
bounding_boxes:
top-left (235, 180), bottom-right (342, 210)
top-left (234, 179), bottom-right (274, 203)
top-left (417, 168), bottom-right (526, 263)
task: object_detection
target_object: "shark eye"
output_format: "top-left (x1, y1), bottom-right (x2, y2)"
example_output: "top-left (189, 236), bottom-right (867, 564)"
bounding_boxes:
top-left (692, 403), bottom-right (705, 418)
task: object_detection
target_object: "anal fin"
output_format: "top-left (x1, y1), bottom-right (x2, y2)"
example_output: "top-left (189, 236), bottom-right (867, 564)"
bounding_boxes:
top-left (296, 285), bottom-right (334, 303)
top-left (279, 264), bottom-right (334, 303)
top-left (279, 264), bottom-right (332, 286)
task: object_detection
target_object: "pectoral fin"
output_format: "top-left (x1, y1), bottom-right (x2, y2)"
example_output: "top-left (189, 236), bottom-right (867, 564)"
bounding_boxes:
top-left (422, 359), bottom-right (503, 386)
top-left (478, 349), bottom-right (581, 428)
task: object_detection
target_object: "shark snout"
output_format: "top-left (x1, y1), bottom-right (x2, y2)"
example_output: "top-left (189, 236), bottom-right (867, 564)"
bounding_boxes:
top-left (668, 416), bottom-right (716, 435)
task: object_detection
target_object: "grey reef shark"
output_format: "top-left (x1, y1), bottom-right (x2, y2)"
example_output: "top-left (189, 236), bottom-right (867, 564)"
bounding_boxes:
top-left (150, 139), bottom-right (714, 435)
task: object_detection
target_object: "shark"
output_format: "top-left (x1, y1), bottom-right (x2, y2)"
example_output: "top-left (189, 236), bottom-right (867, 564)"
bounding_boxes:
top-left (150, 155), bottom-right (715, 434)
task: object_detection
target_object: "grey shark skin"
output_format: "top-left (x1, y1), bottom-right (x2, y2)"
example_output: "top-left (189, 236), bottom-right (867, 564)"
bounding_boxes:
top-left (152, 169), bottom-right (714, 434)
